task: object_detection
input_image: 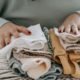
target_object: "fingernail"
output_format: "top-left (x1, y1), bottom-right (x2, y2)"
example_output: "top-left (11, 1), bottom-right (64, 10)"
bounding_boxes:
top-left (28, 31), bottom-right (31, 35)
top-left (58, 30), bottom-right (61, 33)
top-left (15, 35), bottom-right (20, 38)
top-left (74, 32), bottom-right (76, 35)
top-left (6, 41), bottom-right (10, 45)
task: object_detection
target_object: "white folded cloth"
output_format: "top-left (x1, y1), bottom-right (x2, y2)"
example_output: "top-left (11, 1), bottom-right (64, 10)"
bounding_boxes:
top-left (0, 24), bottom-right (51, 79)
top-left (54, 28), bottom-right (80, 52)
top-left (0, 24), bottom-right (47, 58)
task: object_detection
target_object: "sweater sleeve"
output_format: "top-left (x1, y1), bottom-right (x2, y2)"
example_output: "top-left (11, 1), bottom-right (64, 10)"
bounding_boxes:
top-left (74, 11), bottom-right (80, 16)
top-left (0, 0), bottom-right (10, 27)
top-left (0, 18), bottom-right (10, 27)
top-left (76, 11), bottom-right (80, 14)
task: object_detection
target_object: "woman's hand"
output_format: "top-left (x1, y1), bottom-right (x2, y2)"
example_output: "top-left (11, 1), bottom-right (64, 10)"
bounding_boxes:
top-left (0, 22), bottom-right (31, 48)
top-left (59, 13), bottom-right (80, 34)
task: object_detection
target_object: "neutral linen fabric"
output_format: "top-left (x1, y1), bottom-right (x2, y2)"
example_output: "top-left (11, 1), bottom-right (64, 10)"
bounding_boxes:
top-left (0, 26), bottom-right (80, 80)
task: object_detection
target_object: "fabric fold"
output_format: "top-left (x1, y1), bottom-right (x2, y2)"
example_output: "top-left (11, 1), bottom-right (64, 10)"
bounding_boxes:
top-left (8, 48), bottom-right (51, 79)
top-left (0, 24), bottom-right (47, 58)
top-left (49, 29), bottom-right (72, 74)
top-left (54, 28), bottom-right (80, 52)
top-left (51, 27), bottom-right (80, 78)
top-left (0, 24), bottom-right (51, 79)
top-left (69, 53), bottom-right (80, 78)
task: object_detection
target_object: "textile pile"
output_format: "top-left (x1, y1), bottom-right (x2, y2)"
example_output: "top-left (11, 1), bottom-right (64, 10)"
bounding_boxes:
top-left (49, 28), bottom-right (80, 79)
top-left (0, 24), bottom-right (80, 80)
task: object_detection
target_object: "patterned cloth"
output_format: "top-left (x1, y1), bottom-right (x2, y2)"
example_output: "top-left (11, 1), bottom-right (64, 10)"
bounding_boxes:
top-left (0, 27), bottom-right (79, 80)
top-left (42, 27), bottom-right (80, 80)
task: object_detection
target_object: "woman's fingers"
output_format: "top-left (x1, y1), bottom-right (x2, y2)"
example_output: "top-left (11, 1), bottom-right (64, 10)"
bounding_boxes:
top-left (59, 23), bottom-right (79, 35)
top-left (9, 28), bottom-right (20, 38)
top-left (71, 23), bottom-right (79, 34)
top-left (0, 22), bottom-right (32, 48)
top-left (4, 33), bottom-right (11, 45)
top-left (11, 30), bottom-right (20, 38)
top-left (58, 25), bottom-right (65, 32)
top-left (17, 26), bottom-right (31, 35)
top-left (0, 34), bottom-right (5, 48)
top-left (65, 25), bottom-right (71, 33)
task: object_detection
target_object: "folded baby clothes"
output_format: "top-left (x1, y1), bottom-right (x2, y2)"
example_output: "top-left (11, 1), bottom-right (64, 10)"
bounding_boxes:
top-left (54, 28), bottom-right (80, 52)
top-left (8, 48), bottom-right (51, 79)
top-left (49, 28), bottom-right (80, 78)
top-left (0, 24), bottom-right (51, 79)
top-left (0, 24), bottom-right (47, 58)
top-left (49, 29), bottom-right (73, 74)
top-left (9, 49), bottom-right (62, 80)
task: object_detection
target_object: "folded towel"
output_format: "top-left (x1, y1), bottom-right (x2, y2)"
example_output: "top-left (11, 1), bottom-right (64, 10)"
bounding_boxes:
top-left (0, 24), bottom-right (51, 79)
top-left (54, 28), bottom-right (80, 52)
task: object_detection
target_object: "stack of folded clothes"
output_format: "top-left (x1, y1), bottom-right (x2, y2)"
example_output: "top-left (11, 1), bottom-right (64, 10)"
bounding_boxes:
top-left (1, 24), bottom-right (80, 80)
top-left (0, 24), bottom-right (63, 80)
top-left (0, 24), bottom-right (52, 80)
top-left (49, 28), bottom-right (80, 79)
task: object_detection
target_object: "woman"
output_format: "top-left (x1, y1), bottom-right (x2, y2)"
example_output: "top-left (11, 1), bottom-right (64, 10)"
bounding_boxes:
top-left (0, 0), bottom-right (80, 48)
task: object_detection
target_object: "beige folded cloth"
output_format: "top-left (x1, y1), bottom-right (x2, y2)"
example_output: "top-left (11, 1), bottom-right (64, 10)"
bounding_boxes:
top-left (69, 53), bottom-right (80, 78)
top-left (54, 28), bottom-right (80, 52)
top-left (49, 28), bottom-right (80, 78)
top-left (10, 48), bottom-right (51, 79)
top-left (49, 29), bottom-right (72, 74)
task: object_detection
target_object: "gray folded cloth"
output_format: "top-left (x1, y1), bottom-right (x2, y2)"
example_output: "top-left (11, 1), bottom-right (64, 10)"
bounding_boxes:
top-left (0, 58), bottom-right (26, 80)
top-left (8, 57), bottom-right (27, 77)
top-left (43, 27), bottom-right (54, 53)
top-left (0, 57), bottom-right (63, 80)
top-left (38, 62), bottom-right (63, 80)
